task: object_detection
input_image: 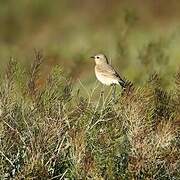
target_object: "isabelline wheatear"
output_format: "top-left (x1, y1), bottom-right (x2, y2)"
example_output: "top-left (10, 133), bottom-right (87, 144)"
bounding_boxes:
top-left (91, 54), bottom-right (126, 89)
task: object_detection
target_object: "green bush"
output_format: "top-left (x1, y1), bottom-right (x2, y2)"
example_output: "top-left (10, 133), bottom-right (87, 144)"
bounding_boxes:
top-left (0, 51), bottom-right (179, 179)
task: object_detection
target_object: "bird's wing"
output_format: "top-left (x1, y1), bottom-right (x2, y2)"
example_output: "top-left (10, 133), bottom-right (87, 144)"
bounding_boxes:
top-left (111, 66), bottom-right (125, 83)
top-left (96, 64), bottom-right (125, 82)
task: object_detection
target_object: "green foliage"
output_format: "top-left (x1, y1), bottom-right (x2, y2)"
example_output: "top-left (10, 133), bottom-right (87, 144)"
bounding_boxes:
top-left (0, 52), bottom-right (179, 179)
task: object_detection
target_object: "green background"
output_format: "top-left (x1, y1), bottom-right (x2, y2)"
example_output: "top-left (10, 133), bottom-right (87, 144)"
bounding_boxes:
top-left (1, 0), bottom-right (180, 87)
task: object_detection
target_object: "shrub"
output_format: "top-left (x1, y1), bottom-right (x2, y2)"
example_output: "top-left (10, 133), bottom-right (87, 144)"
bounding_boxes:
top-left (0, 52), bottom-right (179, 179)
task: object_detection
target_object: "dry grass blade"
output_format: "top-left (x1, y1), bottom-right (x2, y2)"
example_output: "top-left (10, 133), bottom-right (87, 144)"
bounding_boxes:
top-left (27, 50), bottom-right (44, 97)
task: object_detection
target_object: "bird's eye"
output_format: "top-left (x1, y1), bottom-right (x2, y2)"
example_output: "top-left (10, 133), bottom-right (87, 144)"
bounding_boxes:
top-left (97, 56), bottom-right (99, 59)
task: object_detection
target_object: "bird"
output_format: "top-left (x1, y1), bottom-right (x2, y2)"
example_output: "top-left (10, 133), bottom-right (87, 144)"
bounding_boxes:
top-left (91, 54), bottom-right (126, 89)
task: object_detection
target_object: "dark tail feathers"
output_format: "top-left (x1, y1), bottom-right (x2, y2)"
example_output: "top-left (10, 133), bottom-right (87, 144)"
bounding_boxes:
top-left (119, 79), bottom-right (133, 90)
top-left (119, 79), bottom-right (126, 89)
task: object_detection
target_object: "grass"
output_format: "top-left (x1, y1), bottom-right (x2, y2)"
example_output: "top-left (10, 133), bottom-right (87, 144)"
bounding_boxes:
top-left (0, 51), bottom-right (179, 179)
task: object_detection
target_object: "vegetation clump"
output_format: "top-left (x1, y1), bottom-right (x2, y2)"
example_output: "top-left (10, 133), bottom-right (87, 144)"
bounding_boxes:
top-left (0, 52), bottom-right (179, 179)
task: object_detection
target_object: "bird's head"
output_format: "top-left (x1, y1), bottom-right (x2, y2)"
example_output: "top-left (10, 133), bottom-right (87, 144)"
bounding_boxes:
top-left (91, 54), bottom-right (108, 64)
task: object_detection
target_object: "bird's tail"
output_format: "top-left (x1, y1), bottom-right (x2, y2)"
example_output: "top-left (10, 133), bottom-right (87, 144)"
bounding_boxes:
top-left (119, 79), bottom-right (134, 96)
top-left (119, 79), bottom-right (126, 89)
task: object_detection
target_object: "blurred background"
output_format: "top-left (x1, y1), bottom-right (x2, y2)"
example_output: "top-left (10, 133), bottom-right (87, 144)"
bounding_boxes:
top-left (1, 0), bottom-right (180, 88)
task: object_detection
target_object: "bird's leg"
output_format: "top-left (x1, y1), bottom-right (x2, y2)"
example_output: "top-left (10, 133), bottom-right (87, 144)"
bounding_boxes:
top-left (112, 84), bottom-right (116, 102)
top-left (100, 85), bottom-right (105, 105)
top-left (100, 84), bottom-right (105, 97)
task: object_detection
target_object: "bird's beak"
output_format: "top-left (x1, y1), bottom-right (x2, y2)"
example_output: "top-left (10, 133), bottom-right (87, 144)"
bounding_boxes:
top-left (90, 56), bottom-right (94, 59)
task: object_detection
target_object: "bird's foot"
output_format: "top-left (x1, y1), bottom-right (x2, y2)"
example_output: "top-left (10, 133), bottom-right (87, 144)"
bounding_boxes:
top-left (100, 90), bottom-right (104, 96)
